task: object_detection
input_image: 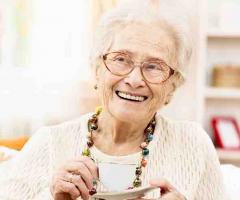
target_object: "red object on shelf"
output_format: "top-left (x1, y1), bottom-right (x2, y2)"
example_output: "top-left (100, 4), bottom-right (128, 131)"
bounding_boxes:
top-left (211, 116), bottom-right (240, 150)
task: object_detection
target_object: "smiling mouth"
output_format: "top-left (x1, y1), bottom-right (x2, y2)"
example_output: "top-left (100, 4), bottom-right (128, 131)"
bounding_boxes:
top-left (116, 91), bottom-right (148, 102)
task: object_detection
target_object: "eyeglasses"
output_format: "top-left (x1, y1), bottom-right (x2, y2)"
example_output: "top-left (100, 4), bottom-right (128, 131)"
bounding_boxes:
top-left (102, 52), bottom-right (174, 84)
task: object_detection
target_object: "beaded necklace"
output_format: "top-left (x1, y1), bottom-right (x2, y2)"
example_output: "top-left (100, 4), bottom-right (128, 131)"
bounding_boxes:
top-left (82, 107), bottom-right (156, 195)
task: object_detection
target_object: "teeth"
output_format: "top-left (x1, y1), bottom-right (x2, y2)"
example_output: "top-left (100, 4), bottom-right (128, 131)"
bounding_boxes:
top-left (117, 91), bottom-right (145, 102)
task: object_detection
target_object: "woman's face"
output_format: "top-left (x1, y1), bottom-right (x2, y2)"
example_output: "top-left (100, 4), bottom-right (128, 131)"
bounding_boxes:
top-left (96, 23), bottom-right (176, 123)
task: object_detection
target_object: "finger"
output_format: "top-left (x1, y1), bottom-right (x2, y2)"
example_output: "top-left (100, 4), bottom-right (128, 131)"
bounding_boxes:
top-left (54, 178), bottom-right (81, 200)
top-left (161, 190), bottom-right (186, 200)
top-left (58, 172), bottom-right (90, 200)
top-left (76, 156), bottom-right (99, 179)
top-left (66, 173), bottom-right (90, 200)
top-left (130, 198), bottom-right (157, 200)
top-left (149, 178), bottom-right (175, 194)
top-left (63, 161), bottom-right (94, 189)
top-left (62, 172), bottom-right (90, 194)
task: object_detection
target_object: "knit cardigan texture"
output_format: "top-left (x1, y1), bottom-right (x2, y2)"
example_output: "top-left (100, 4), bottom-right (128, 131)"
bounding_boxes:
top-left (0, 113), bottom-right (226, 200)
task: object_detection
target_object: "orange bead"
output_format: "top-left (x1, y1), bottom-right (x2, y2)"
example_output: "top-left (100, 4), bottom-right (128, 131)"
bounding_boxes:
top-left (140, 142), bottom-right (148, 148)
top-left (141, 159), bottom-right (147, 167)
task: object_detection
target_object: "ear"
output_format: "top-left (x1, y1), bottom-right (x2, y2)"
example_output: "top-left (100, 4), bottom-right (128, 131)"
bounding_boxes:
top-left (95, 64), bottom-right (101, 82)
top-left (164, 81), bottom-right (176, 105)
top-left (93, 58), bottom-right (103, 82)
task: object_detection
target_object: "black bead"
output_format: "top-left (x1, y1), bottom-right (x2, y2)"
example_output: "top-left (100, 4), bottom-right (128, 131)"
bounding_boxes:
top-left (87, 140), bottom-right (94, 147)
top-left (135, 167), bottom-right (142, 176)
top-left (89, 188), bottom-right (97, 195)
top-left (91, 123), bottom-right (98, 130)
top-left (145, 126), bottom-right (153, 134)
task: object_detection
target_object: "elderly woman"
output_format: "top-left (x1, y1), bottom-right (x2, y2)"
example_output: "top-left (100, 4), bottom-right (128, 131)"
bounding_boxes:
top-left (0, 1), bottom-right (226, 200)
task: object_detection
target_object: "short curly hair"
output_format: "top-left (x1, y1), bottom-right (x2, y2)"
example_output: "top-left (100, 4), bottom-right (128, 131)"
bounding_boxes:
top-left (90, 0), bottom-right (193, 88)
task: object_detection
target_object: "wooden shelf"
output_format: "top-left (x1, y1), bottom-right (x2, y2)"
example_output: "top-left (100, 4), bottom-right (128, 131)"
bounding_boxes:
top-left (205, 87), bottom-right (240, 99)
top-left (217, 148), bottom-right (240, 167)
top-left (208, 31), bottom-right (240, 39)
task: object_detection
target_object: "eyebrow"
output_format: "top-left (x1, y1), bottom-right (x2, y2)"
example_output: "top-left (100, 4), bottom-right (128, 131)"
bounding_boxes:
top-left (113, 49), bottom-right (134, 56)
top-left (112, 49), bottom-right (167, 63)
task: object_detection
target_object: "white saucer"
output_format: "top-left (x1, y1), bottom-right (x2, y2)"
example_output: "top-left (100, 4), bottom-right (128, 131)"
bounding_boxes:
top-left (90, 185), bottom-right (159, 200)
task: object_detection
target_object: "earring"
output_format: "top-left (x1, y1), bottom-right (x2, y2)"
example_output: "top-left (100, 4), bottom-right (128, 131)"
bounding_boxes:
top-left (164, 100), bottom-right (170, 105)
top-left (94, 84), bottom-right (98, 90)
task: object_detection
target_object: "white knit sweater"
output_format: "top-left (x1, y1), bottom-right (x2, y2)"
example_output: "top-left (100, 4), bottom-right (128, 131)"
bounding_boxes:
top-left (0, 113), bottom-right (226, 200)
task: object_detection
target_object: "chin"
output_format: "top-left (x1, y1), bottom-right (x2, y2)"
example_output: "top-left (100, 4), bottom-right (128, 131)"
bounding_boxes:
top-left (108, 104), bottom-right (145, 123)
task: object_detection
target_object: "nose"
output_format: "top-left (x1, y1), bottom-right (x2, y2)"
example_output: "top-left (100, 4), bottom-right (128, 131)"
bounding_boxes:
top-left (124, 66), bottom-right (146, 88)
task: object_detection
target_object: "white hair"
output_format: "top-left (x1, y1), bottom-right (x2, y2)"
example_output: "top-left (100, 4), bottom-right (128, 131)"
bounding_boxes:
top-left (90, 0), bottom-right (194, 83)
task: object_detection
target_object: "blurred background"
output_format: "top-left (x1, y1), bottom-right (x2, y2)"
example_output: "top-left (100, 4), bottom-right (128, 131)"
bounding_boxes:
top-left (0, 0), bottom-right (240, 165)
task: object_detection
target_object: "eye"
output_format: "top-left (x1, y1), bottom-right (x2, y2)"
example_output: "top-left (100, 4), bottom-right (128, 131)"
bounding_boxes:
top-left (145, 63), bottom-right (164, 71)
top-left (113, 55), bottom-right (127, 62)
top-left (147, 64), bottom-right (157, 69)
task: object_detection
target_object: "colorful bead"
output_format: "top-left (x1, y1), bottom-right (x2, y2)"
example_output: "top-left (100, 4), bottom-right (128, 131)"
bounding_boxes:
top-left (82, 149), bottom-right (90, 156)
top-left (141, 159), bottom-right (147, 167)
top-left (85, 108), bottom-right (156, 190)
top-left (142, 148), bottom-right (149, 156)
top-left (89, 116), bottom-right (98, 123)
top-left (145, 126), bottom-right (153, 134)
top-left (87, 140), bottom-right (94, 147)
top-left (95, 106), bottom-right (103, 115)
top-left (140, 142), bottom-right (148, 149)
top-left (89, 188), bottom-right (97, 195)
top-left (93, 179), bottom-right (98, 186)
top-left (147, 134), bottom-right (154, 142)
top-left (91, 123), bottom-right (98, 130)
top-left (133, 178), bottom-right (142, 187)
top-left (135, 167), bottom-right (142, 176)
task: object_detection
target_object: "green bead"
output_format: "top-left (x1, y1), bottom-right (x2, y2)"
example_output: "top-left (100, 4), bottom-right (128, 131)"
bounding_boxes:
top-left (82, 149), bottom-right (90, 156)
top-left (142, 148), bottom-right (149, 156)
top-left (147, 134), bottom-right (154, 142)
top-left (93, 179), bottom-right (97, 186)
top-left (133, 178), bottom-right (142, 187)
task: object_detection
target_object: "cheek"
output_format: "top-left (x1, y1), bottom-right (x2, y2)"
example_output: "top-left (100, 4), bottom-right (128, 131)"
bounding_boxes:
top-left (97, 71), bottom-right (119, 107)
top-left (147, 84), bottom-right (169, 112)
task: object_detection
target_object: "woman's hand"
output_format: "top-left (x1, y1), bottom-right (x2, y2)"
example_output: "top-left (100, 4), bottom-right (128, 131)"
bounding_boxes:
top-left (50, 156), bottom-right (98, 200)
top-left (135, 178), bottom-right (186, 200)
top-left (150, 179), bottom-right (186, 199)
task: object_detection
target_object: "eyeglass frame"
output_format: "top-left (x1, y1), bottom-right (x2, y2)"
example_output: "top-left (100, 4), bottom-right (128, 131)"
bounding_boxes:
top-left (102, 51), bottom-right (175, 84)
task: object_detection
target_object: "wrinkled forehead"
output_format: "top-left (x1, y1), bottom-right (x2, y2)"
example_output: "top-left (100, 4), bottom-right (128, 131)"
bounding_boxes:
top-left (110, 22), bottom-right (177, 63)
